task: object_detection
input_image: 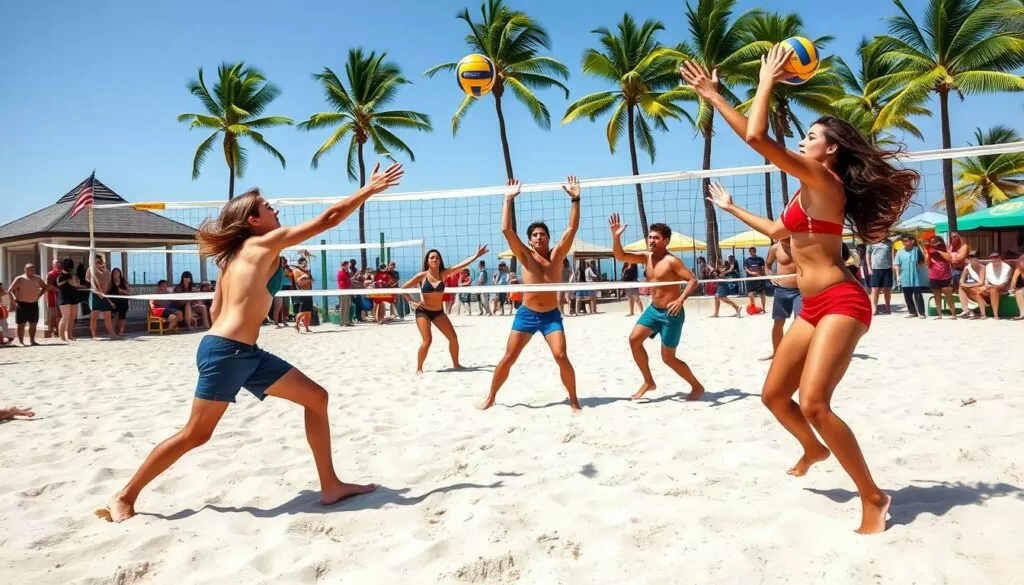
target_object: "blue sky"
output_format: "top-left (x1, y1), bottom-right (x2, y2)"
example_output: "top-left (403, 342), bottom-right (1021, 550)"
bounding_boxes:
top-left (1, 0), bottom-right (1021, 279)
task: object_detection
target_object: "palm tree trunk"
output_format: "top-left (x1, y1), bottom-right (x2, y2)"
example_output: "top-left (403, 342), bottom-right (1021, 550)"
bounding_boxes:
top-left (224, 134), bottom-right (236, 200)
top-left (626, 105), bottom-right (650, 235)
top-left (493, 88), bottom-right (519, 272)
top-left (358, 141), bottom-right (368, 270)
top-left (773, 124), bottom-right (790, 206)
top-left (939, 89), bottom-right (958, 232)
top-left (763, 156), bottom-right (774, 221)
top-left (702, 113), bottom-right (721, 265)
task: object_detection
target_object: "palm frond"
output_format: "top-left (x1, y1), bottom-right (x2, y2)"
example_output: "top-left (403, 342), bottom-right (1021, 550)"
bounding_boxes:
top-left (561, 91), bottom-right (619, 124)
top-left (245, 130), bottom-right (286, 170)
top-left (310, 122), bottom-right (355, 169)
top-left (954, 69), bottom-right (1024, 95)
top-left (503, 76), bottom-right (551, 130)
top-left (246, 115), bottom-right (293, 129)
top-left (423, 62), bottom-right (458, 79)
top-left (451, 94), bottom-right (478, 136)
top-left (508, 71), bottom-right (570, 98)
top-left (633, 109), bottom-right (657, 163)
top-left (191, 132), bottom-right (219, 180)
top-left (297, 111), bottom-right (352, 132)
top-left (606, 99), bottom-right (628, 154)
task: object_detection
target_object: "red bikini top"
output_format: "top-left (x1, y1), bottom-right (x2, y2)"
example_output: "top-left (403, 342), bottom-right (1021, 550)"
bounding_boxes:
top-left (781, 170), bottom-right (846, 236)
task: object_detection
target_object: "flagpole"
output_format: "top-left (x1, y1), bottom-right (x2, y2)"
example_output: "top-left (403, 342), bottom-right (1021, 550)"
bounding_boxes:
top-left (88, 171), bottom-right (96, 295)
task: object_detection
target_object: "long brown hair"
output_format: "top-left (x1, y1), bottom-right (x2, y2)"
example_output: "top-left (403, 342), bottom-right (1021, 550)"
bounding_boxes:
top-left (197, 189), bottom-right (263, 269)
top-left (814, 116), bottom-right (920, 243)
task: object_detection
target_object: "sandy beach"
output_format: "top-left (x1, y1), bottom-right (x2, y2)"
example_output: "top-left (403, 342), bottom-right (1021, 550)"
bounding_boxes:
top-left (2, 298), bottom-right (1023, 584)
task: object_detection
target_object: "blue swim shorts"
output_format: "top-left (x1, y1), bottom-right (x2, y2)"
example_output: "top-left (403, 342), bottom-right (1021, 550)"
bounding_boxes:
top-left (194, 335), bottom-right (293, 403)
top-left (771, 286), bottom-right (803, 320)
top-left (511, 306), bottom-right (564, 337)
top-left (636, 303), bottom-right (685, 348)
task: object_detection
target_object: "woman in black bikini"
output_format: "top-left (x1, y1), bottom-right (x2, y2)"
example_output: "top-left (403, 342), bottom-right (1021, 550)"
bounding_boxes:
top-left (401, 245), bottom-right (488, 374)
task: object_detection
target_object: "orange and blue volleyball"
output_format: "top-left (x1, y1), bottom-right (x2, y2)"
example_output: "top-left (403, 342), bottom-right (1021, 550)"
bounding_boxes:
top-left (456, 54), bottom-right (496, 97)
top-left (779, 37), bottom-right (819, 85)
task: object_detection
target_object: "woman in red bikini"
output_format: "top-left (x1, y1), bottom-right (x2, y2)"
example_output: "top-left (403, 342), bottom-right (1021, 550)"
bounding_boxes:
top-left (681, 45), bottom-right (918, 534)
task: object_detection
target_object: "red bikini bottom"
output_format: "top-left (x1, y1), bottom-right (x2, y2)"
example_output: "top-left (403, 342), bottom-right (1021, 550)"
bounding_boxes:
top-left (799, 281), bottom-right (873, 328)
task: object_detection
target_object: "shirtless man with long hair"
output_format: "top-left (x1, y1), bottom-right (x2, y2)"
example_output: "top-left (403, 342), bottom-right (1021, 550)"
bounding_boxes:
top-left (100, 162), bottom-right (404, 522)
top-left (682, 44), bottom-right (918, 534)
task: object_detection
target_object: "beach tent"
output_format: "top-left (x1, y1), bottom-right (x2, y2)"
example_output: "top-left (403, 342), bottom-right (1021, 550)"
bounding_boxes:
top-left (893, 211), bottom-right (947, 233)
top-left (934, 200), bottom-right (1024, 232)
top-left (718, 230), bottom-right (772, 248)
top-left (623, 232), bottom-right (707, 252)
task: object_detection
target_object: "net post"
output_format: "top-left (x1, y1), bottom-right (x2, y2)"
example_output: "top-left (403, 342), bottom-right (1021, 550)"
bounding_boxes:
top-left (319, 238), bottom-right (328, 321)
top-left (378, 232), bottom-right (385, 267)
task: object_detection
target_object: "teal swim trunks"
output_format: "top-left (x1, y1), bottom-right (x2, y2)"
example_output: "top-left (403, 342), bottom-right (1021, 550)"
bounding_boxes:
top-left (636, 303), bottom-right (685, 348)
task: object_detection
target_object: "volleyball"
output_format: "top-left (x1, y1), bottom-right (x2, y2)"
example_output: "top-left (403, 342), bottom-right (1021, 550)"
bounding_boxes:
top-left (456, 54), bottom-right (496, 97)
top-left (779, 36), bottom-right (819, 85)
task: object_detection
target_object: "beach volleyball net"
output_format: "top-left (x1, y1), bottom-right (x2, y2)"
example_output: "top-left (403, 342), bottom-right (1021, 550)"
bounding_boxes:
top-left (75, 141), bottom-right (1024, 303)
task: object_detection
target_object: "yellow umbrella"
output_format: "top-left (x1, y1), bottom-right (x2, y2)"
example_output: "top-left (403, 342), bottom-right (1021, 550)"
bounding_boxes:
top-left (719, 230), bottom-right (772, 248)
top-left (624, 232), bottom-right (707, 252)
top-left (717, 228), bottom-right (859, 249)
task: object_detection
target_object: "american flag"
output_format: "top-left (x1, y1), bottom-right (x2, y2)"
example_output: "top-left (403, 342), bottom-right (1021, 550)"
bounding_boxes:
top-left (70, 172), bottom-right (95, 218)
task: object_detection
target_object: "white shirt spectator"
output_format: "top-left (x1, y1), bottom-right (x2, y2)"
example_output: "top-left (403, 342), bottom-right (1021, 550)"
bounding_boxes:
top-left (985, 261), bottom-right (1011, 286)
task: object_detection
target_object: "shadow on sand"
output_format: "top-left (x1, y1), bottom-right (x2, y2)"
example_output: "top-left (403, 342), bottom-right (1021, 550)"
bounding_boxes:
top-left (804, 480), bottom-right (1024, 527)
top-left (142, 480), bottom-right (504, 521)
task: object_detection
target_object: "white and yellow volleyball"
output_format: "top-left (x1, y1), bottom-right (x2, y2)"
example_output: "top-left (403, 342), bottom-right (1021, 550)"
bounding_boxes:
top-left (779, 36), bottom-right (819, 86)
top-left (456, 54), bottom-right (496, 97)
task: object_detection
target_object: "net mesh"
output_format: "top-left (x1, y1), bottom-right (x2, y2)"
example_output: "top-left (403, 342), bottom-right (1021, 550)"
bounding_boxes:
top-left (85, 141), bottom-right (1024, 298)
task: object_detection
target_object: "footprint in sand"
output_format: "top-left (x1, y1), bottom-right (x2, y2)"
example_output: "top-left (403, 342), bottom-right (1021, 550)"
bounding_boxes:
top-left (453, 552), bottom-right (520, 584)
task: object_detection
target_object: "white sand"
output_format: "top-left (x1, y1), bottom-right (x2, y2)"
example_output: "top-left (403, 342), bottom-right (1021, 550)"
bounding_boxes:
top-left (2, 299), bottom-right (1023, 584)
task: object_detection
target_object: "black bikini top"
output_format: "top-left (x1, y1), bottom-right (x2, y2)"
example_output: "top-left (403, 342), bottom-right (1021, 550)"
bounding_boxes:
top-left (421, 276), bottom-right (445, 294)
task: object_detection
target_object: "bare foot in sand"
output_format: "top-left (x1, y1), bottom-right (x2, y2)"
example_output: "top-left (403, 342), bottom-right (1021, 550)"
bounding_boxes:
top-left (0, 406), bottom-right (35, 421)
top-left (855, 493), bottom-right (891, 535)
top-left (415, 369), bottom-right (424, 376)
top-left (477, 397), bottom-right (496, 410)
top-left (98, 493), bottom-right (137, 522)
top-left (320, 481), bottom-right (377, 505)
top-left (759, 354), bottom-right (774, 361)
top-left (631, 382), bottom-right (656, 400)
top-left (685, 383), bottom-right (705, 401)
top-left (786, 447), bottom-right (831, 476)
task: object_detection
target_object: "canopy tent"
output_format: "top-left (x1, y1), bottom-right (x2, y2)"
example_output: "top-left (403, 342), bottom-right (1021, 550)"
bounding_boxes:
top-left (717, 226), bottom-right (856, 250)
top-left (624, 232), bottom-right (707, 252)
top-left (893, 211), bottom-right (947, 233)
top-left (719, 230), bottom-right (772, 248)
top-left (497, 238), bottom-right (613, 260)
top-left (934, 200), bottom-right (1024, 232)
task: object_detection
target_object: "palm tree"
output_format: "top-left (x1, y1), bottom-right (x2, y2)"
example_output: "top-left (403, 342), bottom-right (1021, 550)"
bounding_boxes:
top-left (178, 62), bottom-right (293, 199)
top-left (734, 12), bottom-right (843, 215)
top-left (944, 125), bottom-right (1024, 214)
top-left (870, 0), bottom-right (1024, 231)
top-left (831, 38), bottom-right (932, 146)
top-left (298, 49), bottom-right (432, 269)
top-left (561, 14), bottom-right (692, 234)
top-left (424, 0), bottom-right (569, 271)
top-left (680, 0), bottom-right (767, 263)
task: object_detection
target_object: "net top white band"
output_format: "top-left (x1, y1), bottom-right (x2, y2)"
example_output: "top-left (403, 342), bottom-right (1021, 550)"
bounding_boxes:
top-left (91, 142), bottom-right (1024, 210)
top-left (104, 273), bottom-right (797, 300)
top-left (41, 240), bottom-right (425, 254)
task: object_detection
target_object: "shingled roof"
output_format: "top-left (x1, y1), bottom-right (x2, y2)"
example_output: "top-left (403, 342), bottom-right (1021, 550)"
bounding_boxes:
top-left (0, 176), bottom-right (198, 245)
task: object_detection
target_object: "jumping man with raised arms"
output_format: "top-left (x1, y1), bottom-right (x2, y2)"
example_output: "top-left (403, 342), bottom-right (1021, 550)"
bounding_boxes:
top-left (479, 177), bottom-right (582, 414)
